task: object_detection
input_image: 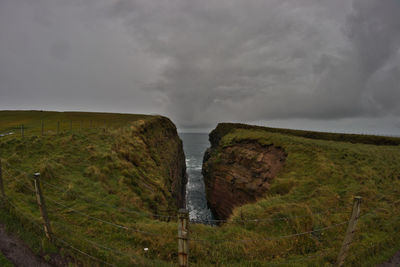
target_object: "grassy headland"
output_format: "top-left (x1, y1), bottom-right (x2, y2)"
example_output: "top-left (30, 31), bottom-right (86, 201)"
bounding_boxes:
top-left (1, 112), bottom-right (400, 266)
top-left (0, 110), bottom-right (185, 266)
top-left (200, 123), bottom-right (400, 266)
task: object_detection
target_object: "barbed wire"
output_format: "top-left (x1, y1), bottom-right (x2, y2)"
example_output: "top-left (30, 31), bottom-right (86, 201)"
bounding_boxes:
top-left (1, 195), bottom-right (348, 267)
top-left (3, 197), bottom-right (43, 230)
top-left (0, 120), bottom-right (127, 142)
top-left (10, 164), bottom-right (348, 224)
top-left (3, 160), bottom-right (398, 229)
top-left (44, 195), bottom-right (164, 237)
top-left (265, 249), bottom-right (332, 266)
top-left (1, 178), bottom-right (146, 267)
top-left (190, 205), bottom-right (349, 224)
top-left (51, 220), bottom-right (139, 260)
top-left (2, 153), bottom-right (400, 266)
top-left (41, 176), bottom-right (337, 223)
top-left (2, 168), bottom-right (35, 190)
top-left (39, 178), bottom-right (176, 219)
top-left (7, 162), bottom-right (347, 224)
top-left (2, 179), bottom-right (399, 266)
top-left (2, 161), bottom-right (362, 231)
top-left (189, 220), bottom-right (348, 244)
top-left (53, 236), bottom-right (117, 267)
top-left (3, 159), bottom-right (177, 220)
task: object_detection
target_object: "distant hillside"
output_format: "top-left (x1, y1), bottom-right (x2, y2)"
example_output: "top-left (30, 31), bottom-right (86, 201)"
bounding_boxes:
top-left (209, 122), bottom-right (400, 147)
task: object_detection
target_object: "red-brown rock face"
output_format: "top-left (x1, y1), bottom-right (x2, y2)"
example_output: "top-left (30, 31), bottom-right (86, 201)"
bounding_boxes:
top-left (202, 141), bottom-right (286, 220)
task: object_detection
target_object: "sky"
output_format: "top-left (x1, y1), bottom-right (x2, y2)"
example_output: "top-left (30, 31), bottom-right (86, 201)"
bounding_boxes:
top-left (1, 0), bottom-right (400, 135)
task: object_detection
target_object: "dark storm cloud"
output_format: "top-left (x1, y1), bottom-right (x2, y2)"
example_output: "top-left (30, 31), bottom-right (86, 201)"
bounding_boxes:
top-left (1, 0), bottom-right (399, 132)
top-left (108, 0), bottom-right (400, 127)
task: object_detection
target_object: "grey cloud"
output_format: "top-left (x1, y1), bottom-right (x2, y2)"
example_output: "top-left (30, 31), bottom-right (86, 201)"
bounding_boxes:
top-left (0, 0), bottom-right (399, 134)
top-left (108, 0), bottom-right (400, 127)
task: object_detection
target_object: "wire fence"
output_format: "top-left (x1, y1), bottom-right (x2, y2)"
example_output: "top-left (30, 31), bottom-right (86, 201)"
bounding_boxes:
top-left (2, 121), bottom-right (400, 140)
top-left (3, 161), bottom-right (347, 225)
top-left (0, 120), bottom-right (119, 141)
top-left (0, 159), bottom-right (398, 266)
top-left (3, 195), bottom-right (118, 266)
top-left (2, 161), bottom-right (177, 220)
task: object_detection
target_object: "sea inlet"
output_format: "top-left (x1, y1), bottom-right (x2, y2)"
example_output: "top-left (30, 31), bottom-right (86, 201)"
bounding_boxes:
top-left (179, 133), bottom-right (214, 224)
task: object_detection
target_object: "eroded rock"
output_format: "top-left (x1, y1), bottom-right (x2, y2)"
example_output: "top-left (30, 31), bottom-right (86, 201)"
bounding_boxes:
top-left (203, 141), bottom-right (286, 220)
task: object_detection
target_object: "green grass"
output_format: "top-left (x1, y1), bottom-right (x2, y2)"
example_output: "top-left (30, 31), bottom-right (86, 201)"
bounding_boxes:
top-left (0, 110), bottom-right (152, 138)
top-left (0, 251), bottom-right (13, 267)
top-left (210, 122), bottom-right (400, 146)
top-left (199, 124), bottom-right (400, 266)
top-left (0, 111), bottom-right (181, 266)
top-left (1, 112), bottom-right (400, 266)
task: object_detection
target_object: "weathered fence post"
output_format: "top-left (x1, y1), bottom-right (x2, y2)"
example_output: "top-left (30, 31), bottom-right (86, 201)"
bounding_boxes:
top-left (41, 121), bottom-right (44, 136)
top-left (0, 159), bottom-right (5, 199)
top-left (33, 173), bottom-right (52, 240)
top-left (57, 121), bottom-right (60, 135)
top-left (337, 196), bottom-right (362, 266)
top-left (178, 209), bottom-right (189, 267)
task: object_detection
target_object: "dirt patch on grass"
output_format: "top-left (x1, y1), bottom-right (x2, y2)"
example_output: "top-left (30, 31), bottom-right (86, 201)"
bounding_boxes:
top-left (0, 224), bottom-right (52, 267)
top-left (378, 250), bottom-right (400, 267)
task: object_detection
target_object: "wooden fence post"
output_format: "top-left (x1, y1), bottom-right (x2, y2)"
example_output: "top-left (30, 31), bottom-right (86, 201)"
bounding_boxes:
top-left (57, 121), bottom-right (60, 135)
top-left (33, 173), bottom-right (53, 240)
top-left (178, 209), bottom-right (189, 267)
top-left (41, 121), bottom-right (44, 136)
top-left (336, 196), bottom-right (362, 266)
top-left (0, 159), bottom-right (5, 199)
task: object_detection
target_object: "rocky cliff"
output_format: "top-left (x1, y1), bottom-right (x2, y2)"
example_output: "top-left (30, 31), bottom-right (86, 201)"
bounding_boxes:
top-left (202, 124), bottom-right (286, 220)
top-left (112, 116), bottom-right (187, 211)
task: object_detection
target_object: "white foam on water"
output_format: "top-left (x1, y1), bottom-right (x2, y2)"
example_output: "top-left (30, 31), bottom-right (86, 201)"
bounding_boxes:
top-left (180, 133), bottom-right (215, 224)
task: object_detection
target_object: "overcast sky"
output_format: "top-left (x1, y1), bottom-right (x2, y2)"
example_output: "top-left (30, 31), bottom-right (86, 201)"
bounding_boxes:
top-left (1, 0), bottom-right (400, 134)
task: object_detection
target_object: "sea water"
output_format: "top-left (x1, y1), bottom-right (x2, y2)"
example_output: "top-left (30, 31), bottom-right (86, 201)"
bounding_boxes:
top-left (179, 133), bottom-right (214, 224)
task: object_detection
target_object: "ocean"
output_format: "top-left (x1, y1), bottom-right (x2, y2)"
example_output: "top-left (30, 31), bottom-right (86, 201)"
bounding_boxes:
top-left (179, 133), bottom-right (214, 223)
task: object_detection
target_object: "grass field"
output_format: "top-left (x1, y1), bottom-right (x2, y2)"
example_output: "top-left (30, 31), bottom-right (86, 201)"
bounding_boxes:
top-left (195, 124), bottom-right (400, 266)
top-left (0, 110), bottom-right (182, 266)
top-left (1, 111), bottom-right (400, 266)
top-left (0, 110), bottom-right (153, 137)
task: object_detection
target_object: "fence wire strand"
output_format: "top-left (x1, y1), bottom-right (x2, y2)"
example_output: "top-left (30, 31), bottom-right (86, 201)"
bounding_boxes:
top-left (2, 151), bottom-right (400, 266)
top-left (4, 162), bottom-right (177, 220)
top-left (44, 195), bottom-right (163, 237)
top-left (5, 160), bottom-right (351, 224)
top-left (2, 167), bottom-right (36, 193)
top-left (40, 179), bottom-right (176, 219)
top-left (3, 197), bottom-right (43, 230)
top-left (51, 220), bottom-right (139, 260)
top-left (54, 236), bottom-right (117, 267)
top-left (189, 220), bottom-right (348, 244)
